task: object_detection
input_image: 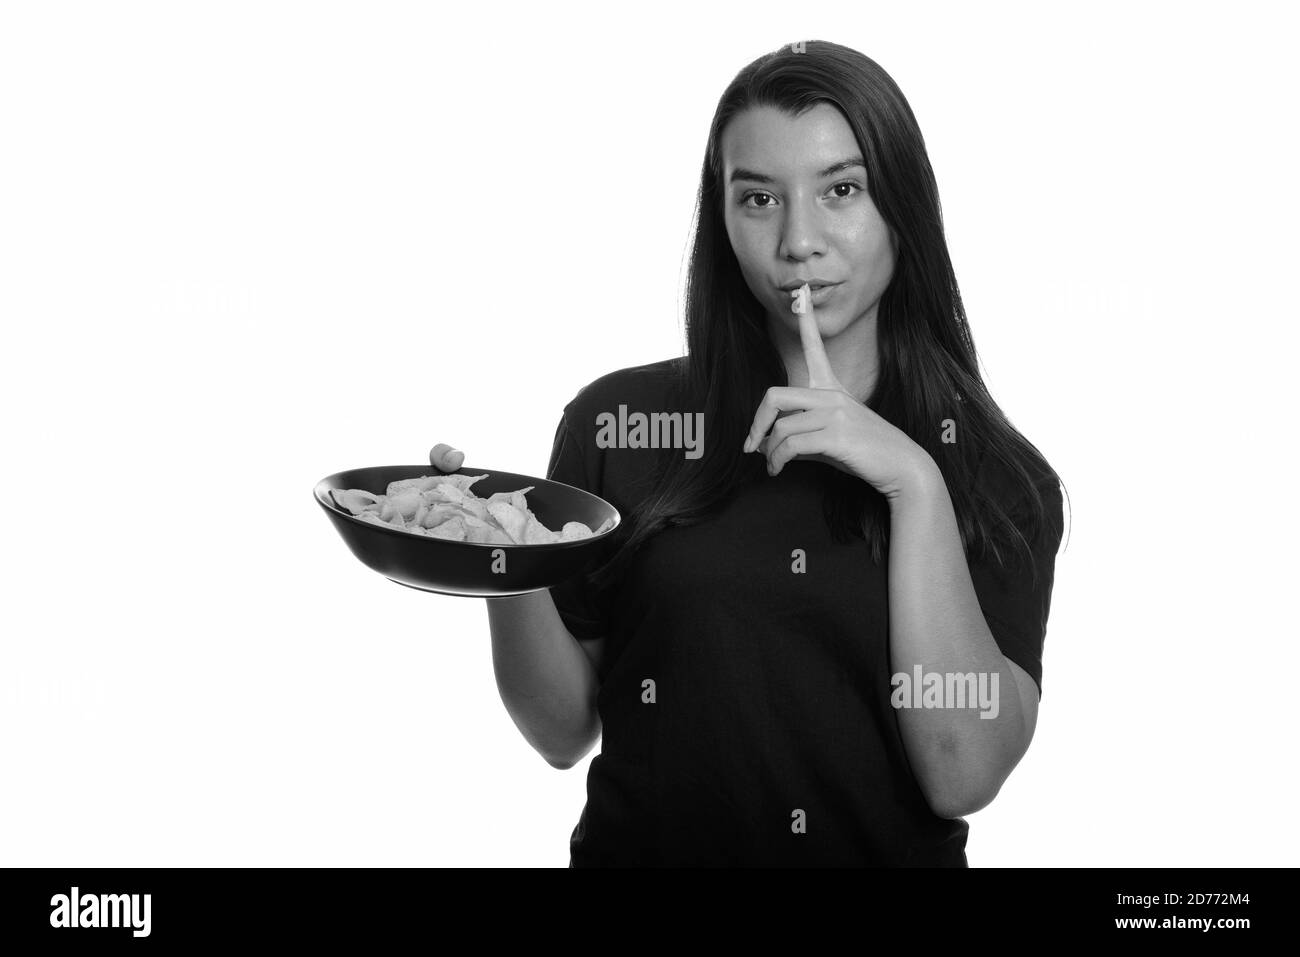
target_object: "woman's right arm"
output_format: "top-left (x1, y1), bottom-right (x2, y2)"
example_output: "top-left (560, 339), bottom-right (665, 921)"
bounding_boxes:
top-left (485, 591), bottom-right (602, 770)
top-left (428, 443), bottom-right (602, 770)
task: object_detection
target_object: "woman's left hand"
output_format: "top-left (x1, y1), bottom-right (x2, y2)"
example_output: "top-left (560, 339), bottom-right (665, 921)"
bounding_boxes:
top-left (742, 287), bottom-right (936, 500)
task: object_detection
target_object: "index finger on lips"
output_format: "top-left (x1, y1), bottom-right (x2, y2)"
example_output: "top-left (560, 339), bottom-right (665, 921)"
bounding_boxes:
top-left (792, 283), bottom-right (840, 391)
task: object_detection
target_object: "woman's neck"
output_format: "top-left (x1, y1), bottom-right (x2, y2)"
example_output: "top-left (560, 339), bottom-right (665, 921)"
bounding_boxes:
top-left (767, 307), bottom-right (880, 404)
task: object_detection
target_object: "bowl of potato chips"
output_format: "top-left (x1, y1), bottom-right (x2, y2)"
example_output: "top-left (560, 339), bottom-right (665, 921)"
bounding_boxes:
top-left (314, 465), bottom-right (620, 597)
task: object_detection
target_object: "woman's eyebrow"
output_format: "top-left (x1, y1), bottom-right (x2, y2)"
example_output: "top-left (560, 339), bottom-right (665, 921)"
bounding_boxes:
top-left (728, 157), bottom-right (866, 185)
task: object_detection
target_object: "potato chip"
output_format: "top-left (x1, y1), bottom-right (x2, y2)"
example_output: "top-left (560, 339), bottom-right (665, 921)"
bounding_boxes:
top-left (484, 487), bottom-right (535, 512)
top-left (332, 488), bottom-right (381, 515)
top-left (462, 513), bottom-right (514, 545)
top-left (364, 509), bottom-right (409, 531)
top-left (426, 515), bottom-right (468, 541)
top-left (522, 514), bottom-right (560, 545)
top-left (388, 490), bottom-right (424, 520)
top-left (560, 521), bottom-right (592, 541)
top-left (487, 501), bottom-right (529, 544)
top-left (385, 476), bottom-right (441, 496)
top-left (421, 504), bottom-right (460, 529)
top-left (433, 473), bottom-right (489, 493)
top-left (436, 483), bottom-right (491, 521)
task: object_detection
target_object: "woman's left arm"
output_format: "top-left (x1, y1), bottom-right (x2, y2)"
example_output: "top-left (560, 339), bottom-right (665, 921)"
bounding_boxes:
top-left (752, 392), bottom-right (1042, 819)
top-left (885, 456), bottom-right (1038, 820)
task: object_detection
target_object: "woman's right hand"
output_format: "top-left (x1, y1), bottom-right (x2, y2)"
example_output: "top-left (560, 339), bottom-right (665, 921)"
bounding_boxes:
top-left (428, 443), bottom-right (466, 473)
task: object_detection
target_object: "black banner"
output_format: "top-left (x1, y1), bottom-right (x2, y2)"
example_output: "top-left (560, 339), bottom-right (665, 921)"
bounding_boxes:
top-left (0, 866), bottom-right (1282, 944)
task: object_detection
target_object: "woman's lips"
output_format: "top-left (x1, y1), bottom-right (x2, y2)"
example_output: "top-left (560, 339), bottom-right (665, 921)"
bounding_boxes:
top-left (804, 282), bottom-right (841, 305)
top-left (780, 280), bottom-right (838, 291)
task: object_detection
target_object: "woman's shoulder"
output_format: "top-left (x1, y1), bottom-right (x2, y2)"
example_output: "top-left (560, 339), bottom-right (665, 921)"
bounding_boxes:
top-left (973, 438), bottom-right (1062, 513)
top-left (963, 437), bottom-right (1065, 564)
top-left (562, 356), bottom-right (688, 424)
top-left (553, 357), bottom-right (690, 515)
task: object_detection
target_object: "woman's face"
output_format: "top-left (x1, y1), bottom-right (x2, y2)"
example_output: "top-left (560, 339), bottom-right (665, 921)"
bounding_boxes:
top-left (721, 103), bottom-right (896, 343)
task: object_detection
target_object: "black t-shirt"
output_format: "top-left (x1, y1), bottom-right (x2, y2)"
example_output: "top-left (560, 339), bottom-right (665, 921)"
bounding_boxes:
top-left (545, 357), bottom-right (1064, 867)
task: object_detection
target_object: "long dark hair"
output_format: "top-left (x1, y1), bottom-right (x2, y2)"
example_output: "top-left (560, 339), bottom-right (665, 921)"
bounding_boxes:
top-left (588, 40), bottom-right (1065, 598)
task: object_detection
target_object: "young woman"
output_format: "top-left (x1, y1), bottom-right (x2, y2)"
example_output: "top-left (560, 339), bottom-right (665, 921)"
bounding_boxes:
top-left (433, 40), bottom-right (1066, 867)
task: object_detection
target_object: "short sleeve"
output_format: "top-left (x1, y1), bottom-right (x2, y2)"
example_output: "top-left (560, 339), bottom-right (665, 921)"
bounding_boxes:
top-left (544, 411), bottom-right (608, 644)
top-left (966, 471), bottom-right (1065, 698)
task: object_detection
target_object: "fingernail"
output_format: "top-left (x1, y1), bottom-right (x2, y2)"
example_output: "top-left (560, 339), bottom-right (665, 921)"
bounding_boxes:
top-left (742, 436), bottom-right (752, 453)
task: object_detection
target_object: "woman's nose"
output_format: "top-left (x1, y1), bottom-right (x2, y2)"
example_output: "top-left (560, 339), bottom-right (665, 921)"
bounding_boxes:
top-left (778, 201), bottom-right (827, 259)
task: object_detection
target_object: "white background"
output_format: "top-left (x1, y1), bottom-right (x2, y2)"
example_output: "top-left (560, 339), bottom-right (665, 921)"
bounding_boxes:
top-left (3, 0), bottom-right (1296, 867)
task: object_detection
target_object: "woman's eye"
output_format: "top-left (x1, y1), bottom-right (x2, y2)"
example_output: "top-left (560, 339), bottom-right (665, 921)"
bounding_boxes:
top-left (739, 182), bottom-right (863, 208)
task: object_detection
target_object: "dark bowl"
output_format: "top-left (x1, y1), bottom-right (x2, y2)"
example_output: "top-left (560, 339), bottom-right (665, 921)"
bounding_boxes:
top-left (314, 465), bottom-right (621, 597)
